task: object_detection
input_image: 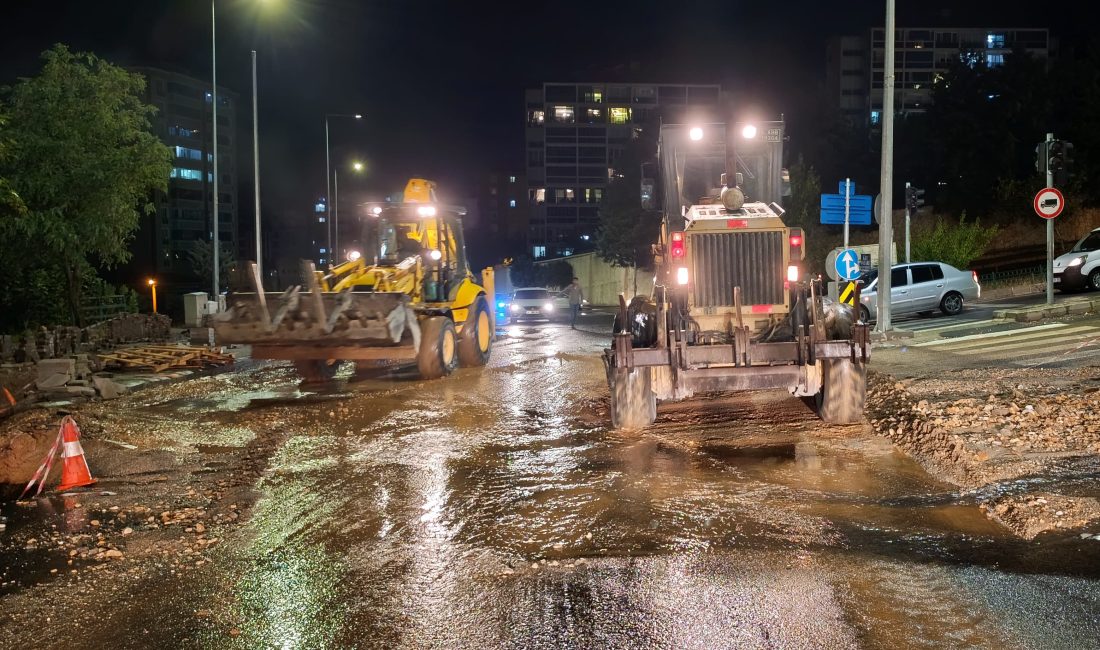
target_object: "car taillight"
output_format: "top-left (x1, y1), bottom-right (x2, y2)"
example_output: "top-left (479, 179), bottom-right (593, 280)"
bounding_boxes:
top-left (788, 228), bottom-right (804, 261)
top-left (676, 267), bottom-right (689, 285)
top-left (972, 271), bottom-right (979, 284)
top-left (670, 231), bottom-right (685, 259)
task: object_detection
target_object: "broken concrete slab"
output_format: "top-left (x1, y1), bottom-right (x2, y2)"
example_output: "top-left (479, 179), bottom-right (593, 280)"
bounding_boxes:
top-left (36, 373), bottom-right (72, 390)
top-left (92, 375), bottom-right (128, 400)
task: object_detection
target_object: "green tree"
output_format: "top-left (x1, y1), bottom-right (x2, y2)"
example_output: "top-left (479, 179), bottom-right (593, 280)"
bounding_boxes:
top-left (596, 138), bottom-right (660, 273)
top-left (910, 213), bottom-right (999, 270)
top-left (188, 239), bottom-right (237, 293)
top-left (0, 44), bottom-right (171, 325)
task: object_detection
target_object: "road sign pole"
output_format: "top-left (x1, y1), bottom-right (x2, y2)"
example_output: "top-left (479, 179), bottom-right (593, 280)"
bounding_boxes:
top-left (904, 181), bottom-right (911, 264)
top-left (876, 0), bottom-right (896, 334)
top-left (844, 178), bottom-right (851, 248)
top-left (1046, 132), bottom-right (1054, 305)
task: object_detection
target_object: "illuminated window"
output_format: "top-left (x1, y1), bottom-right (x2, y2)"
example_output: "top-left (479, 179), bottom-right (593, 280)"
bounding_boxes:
top-left (870, 111), bottom-right (881, 125)
top-left (552, 106), bottom-right (575, 124)
top-left (509, 175), bottom-right (516, 183)
top-left (986, 33), bottom-right (1005, 48)
top-left (314, 201), bottom-right (326, 213)
top-left (533, 188), bottom-right (545, 203)
top-left (170, 168), bottom-right (208, 182)
top-left (174, 146), bottom-right (204, 161)
top-left (533, 245), bottom-right (547, 258)
top-left (986, 54), bottom-right (1005, 68)
top-left (609, 107), bottom-right (631, 124)
top-left (509, 199), bottom-right (516, 208)
top-left (565, 189), bottom-right (575, 201)
top-left (319, 248), bottom-right (327, 254)
top-left (528, 110), bottom-right (545, 126)
top-left (587, 108), bottom-right (601, 119)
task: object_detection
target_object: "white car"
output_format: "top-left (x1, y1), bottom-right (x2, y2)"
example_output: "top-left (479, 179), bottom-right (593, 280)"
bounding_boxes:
top-left (1053, 228), bottom-right (1100, 291)
top-left (506, 288), bottom-right (558, 322)
top-left (858, 262), bottom-right (981, 321)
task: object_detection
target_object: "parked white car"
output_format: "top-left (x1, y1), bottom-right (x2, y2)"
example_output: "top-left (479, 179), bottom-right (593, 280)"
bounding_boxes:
top-left (1053, 227), bottom-right (1100, 291)
top-left (858, 262), bottom-right (981, 322)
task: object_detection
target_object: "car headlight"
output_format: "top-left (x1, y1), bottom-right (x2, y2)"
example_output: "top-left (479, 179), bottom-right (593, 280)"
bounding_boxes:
top-left (509, 304), bottom-right (520, 313)
top-left (1068, 256), bottom-right (1086, 267)
top-left (543, 303), bottom-right (554, 312)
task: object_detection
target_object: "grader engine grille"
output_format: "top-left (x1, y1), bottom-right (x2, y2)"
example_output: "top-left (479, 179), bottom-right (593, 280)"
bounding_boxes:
top-left (690, 231), bottom-right (785, 307)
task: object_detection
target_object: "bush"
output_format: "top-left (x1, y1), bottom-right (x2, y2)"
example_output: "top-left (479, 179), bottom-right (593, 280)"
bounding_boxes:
top-left (910, 213), bottom-right (999, 270)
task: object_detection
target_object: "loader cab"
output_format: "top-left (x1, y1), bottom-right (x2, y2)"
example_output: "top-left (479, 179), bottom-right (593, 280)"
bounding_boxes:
top-left (362, 204), bottom-right (471, 303)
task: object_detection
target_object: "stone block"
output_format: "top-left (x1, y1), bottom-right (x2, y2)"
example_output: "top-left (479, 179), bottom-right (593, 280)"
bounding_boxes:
top-left (36, 358), bottom-right (75, 381)
top-left (1042, 305), bottom-right (1068, 318)
top-left (1067, 302), bottom-right (1091, 315)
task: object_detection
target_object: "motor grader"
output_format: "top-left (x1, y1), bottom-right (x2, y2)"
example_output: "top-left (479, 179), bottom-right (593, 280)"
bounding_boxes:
top-left (212, 178), bottom-right (495, 381)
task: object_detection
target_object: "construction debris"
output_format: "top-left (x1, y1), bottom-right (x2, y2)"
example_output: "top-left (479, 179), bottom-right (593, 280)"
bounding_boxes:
top-left (97, 346), bottom-right (234, 373)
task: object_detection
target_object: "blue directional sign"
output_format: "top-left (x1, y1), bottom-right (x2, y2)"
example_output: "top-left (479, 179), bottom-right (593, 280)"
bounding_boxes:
top-left (820, 193), bottom-right (873, 225)
top-left (834, 248), bottom-right (862, 281)
top-left (839, 181), bottom-right (857, 195)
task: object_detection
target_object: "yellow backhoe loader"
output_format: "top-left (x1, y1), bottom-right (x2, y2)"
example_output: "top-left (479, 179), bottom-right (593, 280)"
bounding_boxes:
top-left (213, 179), bottom-right (495, 381)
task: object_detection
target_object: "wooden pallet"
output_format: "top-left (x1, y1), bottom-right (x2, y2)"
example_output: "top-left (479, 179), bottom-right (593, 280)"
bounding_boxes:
top-left (98, 345), bottom-right (234, 373)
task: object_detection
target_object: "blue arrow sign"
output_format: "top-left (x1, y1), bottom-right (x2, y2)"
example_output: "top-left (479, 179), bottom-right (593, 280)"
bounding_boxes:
top-left (834, 248), bottom-right (862, 281)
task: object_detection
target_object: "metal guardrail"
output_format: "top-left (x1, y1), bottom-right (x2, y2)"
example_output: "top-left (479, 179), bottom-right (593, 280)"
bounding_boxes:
top-left (978, 264), bottom-right (1046, 291)
top-left (80, 295), bottom-right (134, 324)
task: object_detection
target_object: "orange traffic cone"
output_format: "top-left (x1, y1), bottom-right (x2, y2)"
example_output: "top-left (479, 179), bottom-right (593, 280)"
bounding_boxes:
top-left (56, 416), bottom-right (96, 491)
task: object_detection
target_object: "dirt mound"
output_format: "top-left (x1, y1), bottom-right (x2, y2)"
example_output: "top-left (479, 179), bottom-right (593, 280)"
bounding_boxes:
top-left (982, 494), bottom-right (1100, 540)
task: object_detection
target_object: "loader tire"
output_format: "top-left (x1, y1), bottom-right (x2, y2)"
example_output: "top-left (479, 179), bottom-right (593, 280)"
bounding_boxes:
top-left (417, 316), bottom-right (459, 380)
top-left (295, 360), bottom-right (338, 383)
top-left (608, 367), bottom-right (656, 430)
top-left (816, 358), bottom-right (866, 424)
top-left (458, 296), bottom-right (493, 367)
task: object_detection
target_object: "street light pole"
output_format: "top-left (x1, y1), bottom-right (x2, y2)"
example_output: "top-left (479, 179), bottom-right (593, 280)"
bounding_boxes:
top-left (211, 0), bottom-right (220, 303)
top-left (876, 0), bottom-right (896, 334)
top-left (325, 116), bottom-right (331, 260)
top-left (333, 169), bottom-right (339, 260)
top-left (252, 50), bottom-right (262, 284)
top-left (323, 113), bottom-right (362, 265)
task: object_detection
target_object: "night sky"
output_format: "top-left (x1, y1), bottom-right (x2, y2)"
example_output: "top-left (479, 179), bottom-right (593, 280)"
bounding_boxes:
top-left (1, 0), bottom-right (1092, 258)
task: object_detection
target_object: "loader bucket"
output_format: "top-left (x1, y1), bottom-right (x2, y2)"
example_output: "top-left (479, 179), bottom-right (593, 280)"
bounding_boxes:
top-left (213, 290), bottom-right (419, 347)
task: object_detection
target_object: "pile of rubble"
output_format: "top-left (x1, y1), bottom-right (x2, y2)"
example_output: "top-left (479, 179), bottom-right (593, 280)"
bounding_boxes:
top-left (982, 493), bottom-right (1100, 540)
top-left (867, 371), bottom-right (1100, 487)
top-left (33, 357), bottom-right (127, 401)
top-left (0, 314), bottom-right (171, 365)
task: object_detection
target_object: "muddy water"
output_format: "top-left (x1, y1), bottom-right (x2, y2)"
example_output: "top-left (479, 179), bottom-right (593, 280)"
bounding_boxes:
top-left (6, 317), bottom-right (1100, 648)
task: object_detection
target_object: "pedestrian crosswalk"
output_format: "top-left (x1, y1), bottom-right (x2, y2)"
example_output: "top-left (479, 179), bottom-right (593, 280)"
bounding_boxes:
top-left (910, 322), bottom-right (1100, 366)
top-left (893, 315), bottom-right (996, 334)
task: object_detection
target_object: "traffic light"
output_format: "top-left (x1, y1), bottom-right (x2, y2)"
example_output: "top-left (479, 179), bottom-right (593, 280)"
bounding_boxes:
top-left (905, 185), bottom-right (925, 213)
top-left (1035, 141), bottom-right (1048, 173)
top-left (1047, 140), bottom-right (1075, 187)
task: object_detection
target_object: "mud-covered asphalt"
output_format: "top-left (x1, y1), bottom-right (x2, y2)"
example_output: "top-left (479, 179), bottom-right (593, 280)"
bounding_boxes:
top-left (3, 313), bottom-right (1100, 649)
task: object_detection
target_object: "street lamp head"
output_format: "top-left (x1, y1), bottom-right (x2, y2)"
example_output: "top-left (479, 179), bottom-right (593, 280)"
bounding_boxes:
top-left (352, 161), bottom-right (364, 172)
top-left (689, 127), bottom-right (704, 141)
top-left (741, 124), bottom-right (758, 139)
top-left (354, 114), bottom-right (363, 119)
top-left (146, 278), bottom-right (156, 286)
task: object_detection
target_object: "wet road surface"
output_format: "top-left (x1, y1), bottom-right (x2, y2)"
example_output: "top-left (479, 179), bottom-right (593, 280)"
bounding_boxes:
top-left (4, 315), bottom-right (1100, 648)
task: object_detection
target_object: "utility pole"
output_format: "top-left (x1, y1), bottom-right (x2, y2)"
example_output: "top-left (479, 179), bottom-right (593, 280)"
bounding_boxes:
top-left (1046, 132), bottom-right (1054, 305)
top-left (876, 0), bottom-right (896, 334)
top-left (211, 0), bottom-right (221, 303)
top-left (252, 50), bottom-right (262, 284)
top-left (843, 177), bottom-right (851, 248)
